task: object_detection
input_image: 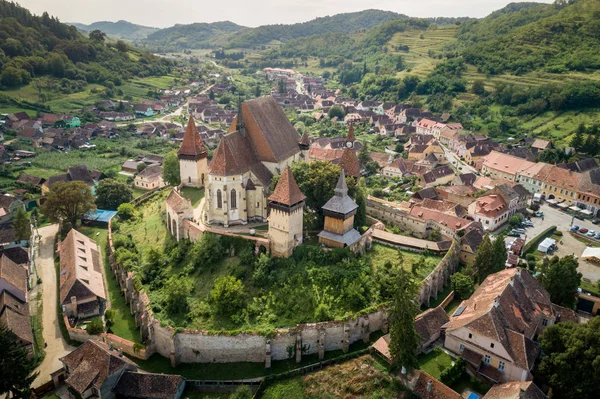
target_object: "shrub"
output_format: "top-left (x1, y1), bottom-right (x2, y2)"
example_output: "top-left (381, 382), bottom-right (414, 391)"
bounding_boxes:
top-left (117, 203), bottom-right (136, 220)
top-left (210, 276), bottom-right (246, 316)
top-left (440, 358), bottom-right (465, 386)
top-left (87, 317), bottom-right (104, 335)
top-left (314, 303), bottom-right (331, 322)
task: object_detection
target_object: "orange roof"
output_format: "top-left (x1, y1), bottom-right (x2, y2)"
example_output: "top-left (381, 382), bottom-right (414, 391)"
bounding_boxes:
top-left (178, 115), bottom-right (207, 159)
top-left (473, 194), bottom-right (508, 218)
top-left (339, 147), bottom-right (361, 178)
top-left (483, 151), bottom-right (536, 176)
top-left (347, 123), bottom-right (355, 142)
top-left (268, 166), bottom-right (306, 206)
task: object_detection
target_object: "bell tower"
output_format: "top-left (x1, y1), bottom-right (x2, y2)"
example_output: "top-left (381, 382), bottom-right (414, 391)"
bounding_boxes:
top-left (178, 115), bottom-right (208, 188)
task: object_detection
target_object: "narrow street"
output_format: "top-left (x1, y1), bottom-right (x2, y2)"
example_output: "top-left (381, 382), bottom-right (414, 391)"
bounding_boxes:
top-left (33, 224), bottom-right (75, 388)
top-left (440, 144), bottom-right (479, 175)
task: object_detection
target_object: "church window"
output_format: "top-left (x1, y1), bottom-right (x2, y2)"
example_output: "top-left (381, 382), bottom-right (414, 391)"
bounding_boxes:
top-left (217, 190), bottom-right (222, 208)
top-left (231, 189), bottom-right (237, 209)
top-left (188, 176), bottom-right (191, 183)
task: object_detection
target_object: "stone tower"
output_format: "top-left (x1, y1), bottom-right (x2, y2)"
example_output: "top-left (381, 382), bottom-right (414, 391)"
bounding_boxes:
top-left (318, 169), bottom-right (361, 248)
top-left (178, 115), bottom-right (208, 188)
top-left (268, 166), bottom-right (306, 257)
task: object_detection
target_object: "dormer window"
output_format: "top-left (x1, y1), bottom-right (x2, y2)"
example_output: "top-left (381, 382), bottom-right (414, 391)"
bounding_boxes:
top-left (468, 333), bottom-right (472, 339)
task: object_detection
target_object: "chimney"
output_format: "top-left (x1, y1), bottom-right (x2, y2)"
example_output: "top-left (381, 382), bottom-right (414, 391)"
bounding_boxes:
top-left (493, 296), bottom-right (500, 308)
top-left (515, 268), bottom-right (521, 278)
top-left (509, 276), bottom-right (514, 287)
top-left (427, 380), bottom-right (433, 393)
top-left (118, 348), bottom-right (123, 357)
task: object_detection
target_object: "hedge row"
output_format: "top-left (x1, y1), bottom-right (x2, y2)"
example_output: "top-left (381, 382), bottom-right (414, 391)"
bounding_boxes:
top-left (522, 226), bottom-right (557, 255)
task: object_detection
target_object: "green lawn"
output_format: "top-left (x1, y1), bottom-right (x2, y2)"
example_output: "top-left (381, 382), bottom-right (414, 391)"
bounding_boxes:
top-left (417, 347), bottom-right (454, 379)
top-left (78, 225), bottom-right (142, 343)
top-left (119, 190), bottom-right (170, 254)
top-left (366, 243), bottom-right (442, 281)
top-left (180, 187), bottom-right (205, 207)
top-left (581, 280), bottom-right (600, 296)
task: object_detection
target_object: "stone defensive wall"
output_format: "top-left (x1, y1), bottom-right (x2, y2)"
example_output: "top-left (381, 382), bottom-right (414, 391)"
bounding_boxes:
top-left (63, 193), bottom-right (457, 366)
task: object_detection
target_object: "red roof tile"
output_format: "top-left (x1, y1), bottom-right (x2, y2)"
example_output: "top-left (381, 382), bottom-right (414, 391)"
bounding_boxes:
top-left (178, 116), bottom-right (207, 159)
top-left (268, 166), bottom-right (306, 206)
top-left (339, 147), bottom-right (361, 178)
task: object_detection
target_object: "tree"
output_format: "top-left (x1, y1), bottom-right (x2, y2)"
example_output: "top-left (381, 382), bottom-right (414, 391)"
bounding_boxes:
top-left (89, 29), bottom-right (106, 43)
top-left (136, 163), bottom-right (147, 173)
top-left (491, 235), bottom-right (508, 274)
top-left (1, 67), bottom-right (24, 87)
top-left (13, 208), bottom-right (30, 241)
top-left (190, 233), bottom-right (223, 270)
top-left (0, 323), bottom-right (38, 398)
top-left (115, 40), bottom-right (128, 52)
top-left (358, 141), bottom-right (371, 166)
top-left (162, 151), bottom-right (180, 186)
top-left (471, 80), bottom-right (485, 95)
top-left (538, 317), bottom-right (600, 399)
top-left (450, 272), bottom-right (475, 299)
top-left (277, 79), bottom-right (286, 94)
top-left (87, 317), bottom-right (104, 335)
top-left (95, 179), bottom-right (132, 210)
top-left (40, 181), bottom-right (96, 228)
top-left (389, 266), bottom-right (420, 370)
top-left (328, 105), bottom-right (345, 120)
top-left (211, 276), bottom-right (245, 316)
top-left (508, 213), bottom-right (524, 228)
top-left (539, 255), bottom-right (582, 308)
top-left (473, 235), bottom-right (493, 283)
top-left (117, 203), bottom-right (136, 220)
top-left (354, 177), bottom-right (367, 230)
top-left (164, 276), bottom-right (193, 314)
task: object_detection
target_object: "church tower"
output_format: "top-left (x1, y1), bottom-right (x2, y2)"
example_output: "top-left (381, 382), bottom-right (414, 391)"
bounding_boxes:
top-left (268, 166), bottom-right (306, 257)
top-left (338, 124), bottom-right (361, 179)
top-left (178, 115), bottom-right (208, 188)
top-left (318, 169), bottom-right (361, 248)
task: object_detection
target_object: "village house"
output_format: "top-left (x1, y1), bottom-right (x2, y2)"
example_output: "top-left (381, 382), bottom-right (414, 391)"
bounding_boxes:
top-left (0, 290), bottom-right (33, 357)
top-left (443, 268), bottom-right (578, 384)
top-left (60, 340), bottom-right (138, 399)
top-left (468, 194), bottom-right (510, 231)
top-left (59, 229), bottom-right (106, 320)
top-left (481, 151), bottom-right (536, 182)
top-left (459, 229), bottom-right (484, 265)
top-left (111, 372), bottom-right (186, 399)
top-left (134, 164), bottom-right (165, 191)
top-left (0, 254), bottom-right (28, 303)
top-left (465, 143), bottom-right (495, 166)
top-left (483, 381), bottom-right (547, 399)
top-left (42, 165), bottom-right (105, 195)
top-left (0, 194), bottom-right (24, 222)
top-left (417, 165), bottom-right (455, 188)
top-left (121, 160), bottom-right (144, 174)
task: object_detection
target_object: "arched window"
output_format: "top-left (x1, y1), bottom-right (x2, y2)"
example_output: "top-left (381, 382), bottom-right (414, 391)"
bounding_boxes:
top-left (231, 189), bottom-right (237, 209)
top-left (188, 176), bottom-right (191, 183)
top-left (217, 189), bottom-right (222, 209)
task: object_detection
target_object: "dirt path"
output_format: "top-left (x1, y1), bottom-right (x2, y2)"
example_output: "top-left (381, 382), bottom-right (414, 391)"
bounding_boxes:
top-left (33, 224), bottom-right (75, 388)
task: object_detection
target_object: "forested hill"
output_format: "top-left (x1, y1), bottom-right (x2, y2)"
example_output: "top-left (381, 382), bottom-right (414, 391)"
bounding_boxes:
top-left (456, 0), bottom-right (600, 74)
top-left (70, 20), bottom-right (160, 41)
top-left (225, 10), bottom-right (408, 49)
top-left (0, 1), bottom-right (172, 89)
top-left (142, 21), bottom-right (246, 51)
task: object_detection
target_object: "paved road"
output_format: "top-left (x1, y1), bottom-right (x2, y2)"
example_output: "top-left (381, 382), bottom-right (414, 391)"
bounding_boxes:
top-left (440, 144), bottom-right (479, 175)
top-left (33, 224), bottom-right (75, 388)
top-left (501, 203), bottom-right (600, 283)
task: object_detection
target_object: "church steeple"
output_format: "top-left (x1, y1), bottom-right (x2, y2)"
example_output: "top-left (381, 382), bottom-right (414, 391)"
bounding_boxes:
top-left (236, 94), bottom-right (246, 136)
top-left (178, 115), bottom-right (207, 160)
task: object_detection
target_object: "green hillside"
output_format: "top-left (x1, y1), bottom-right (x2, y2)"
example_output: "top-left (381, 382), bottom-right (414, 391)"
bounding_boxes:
top-left (70, 20), bottom-right (160, 41)
top-left (225, 9), bottom-right (410, 49)
top-left (457, 0), bottom-right (600, 74)
top-left (142, 21), bottom-right (245, 51)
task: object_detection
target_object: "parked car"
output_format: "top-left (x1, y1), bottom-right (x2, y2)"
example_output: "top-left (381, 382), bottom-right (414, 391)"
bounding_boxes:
top-left (587, 230), bottom-right (596, 237)
top-left (522, 221), bottom-right (534, 227)
top-left (514, 228), bottom-right (526, 234)
top-left (571, 225), bottom-right (580, 231)
top-left (593, 219), bottom-right (600, 225)
top-left (580, 228), bottom-right (589, 234)
top-left (594, 232), bottom-right (600, 239)
top-left (535, 211), bottom-right (544, 217)
top-left (508, 231), bottom-right (521, 237)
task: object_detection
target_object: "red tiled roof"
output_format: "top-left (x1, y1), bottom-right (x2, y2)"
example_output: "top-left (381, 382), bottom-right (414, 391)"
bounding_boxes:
top-left (268, 166), bottom-right (306, 206)
top-left (412, 371), bottom-right (461, 399)
top-left (484, 381), bottom-right (547, 399)
top-left (178, 115), bottom-right (207, 159)
top-left (339, 147), bottom-right (361, 178)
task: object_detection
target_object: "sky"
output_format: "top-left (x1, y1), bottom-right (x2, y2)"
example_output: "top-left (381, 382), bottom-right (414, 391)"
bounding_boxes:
top-left (17, 0), bottom-right (554, 28)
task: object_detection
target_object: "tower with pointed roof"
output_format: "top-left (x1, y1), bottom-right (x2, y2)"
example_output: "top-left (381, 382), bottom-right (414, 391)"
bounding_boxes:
top-left (318, 169), bottom-right (361, 249)
top-left (338, 124), bottom-right (361, 179)
top-left (268, 166), bottom-right (306, 257)
top-left (178, 115), bottom-right (208, 188)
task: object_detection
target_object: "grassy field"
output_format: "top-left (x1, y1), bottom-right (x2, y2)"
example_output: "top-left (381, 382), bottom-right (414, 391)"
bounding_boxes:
top-left (261, 355), bottom-right (402, 399)
top-left (417, 347), bottom-right (454, 380)
top-left (366, 243), bottom-right (442, 281)
top-left (180, 187), bottom-right (205, 207)
top-left (119, 190), bottom-right (170, 254)
top-left (78, 224), bottom-right (142, 343)
top-left (389, 25), bottom-right (459, 80)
